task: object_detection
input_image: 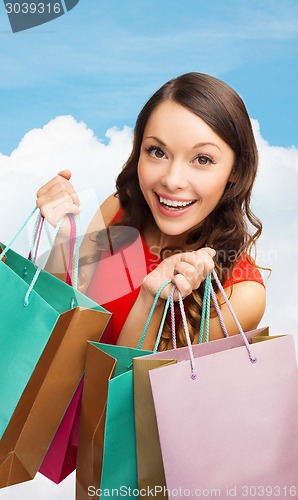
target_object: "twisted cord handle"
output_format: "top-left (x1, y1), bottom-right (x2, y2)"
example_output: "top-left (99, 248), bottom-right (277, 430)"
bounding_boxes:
top-left (29, 212), bottom-right (78, 289)
top-left (29, 212), bottom-right (44, 262)
top-left (153, 287), bottom-right (175, 353)
top-left (169, 268), bottom-right (257, 379)
top-left (210, 283), bottom-right (229, 338)
top-left (170, 276), bottom-right (212, 349)
top-left (175, 289), bottom-right (197, 380)
top-left (24, 214), bottom-right (80, 306)
top-left (0, 206), bottom-right (39, 261)
top-left (198, 274), bottom-right (212, 343)
top-left (137, 279), bottom-right (172, 351)
top-left (211, 270), bottom-right (256, 362)
top-left (170, 285), bottom-right (177, 349)
top-left (65, 215), bottom-right (78, 288)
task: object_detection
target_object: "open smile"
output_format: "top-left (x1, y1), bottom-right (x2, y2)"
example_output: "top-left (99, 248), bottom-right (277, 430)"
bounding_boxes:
top-left (154, 192), bottom-right (197, 215)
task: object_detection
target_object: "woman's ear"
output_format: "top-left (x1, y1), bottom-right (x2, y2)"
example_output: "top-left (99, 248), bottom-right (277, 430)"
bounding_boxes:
top-left (228, 167), bottom-right (238, 183)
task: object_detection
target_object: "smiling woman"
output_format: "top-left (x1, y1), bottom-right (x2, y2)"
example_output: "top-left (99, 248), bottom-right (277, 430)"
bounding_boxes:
top-left (36, 72), bottom-right (266, 351)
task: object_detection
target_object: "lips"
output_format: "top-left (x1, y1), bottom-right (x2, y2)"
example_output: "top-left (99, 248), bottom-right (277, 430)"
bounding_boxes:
top-left (154, 192), bottom-right (197, 218)
top-left (155, 193), bottom-right (196, 211)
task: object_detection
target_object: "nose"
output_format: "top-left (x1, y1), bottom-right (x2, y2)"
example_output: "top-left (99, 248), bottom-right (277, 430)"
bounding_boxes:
top-left (160, 160), bottom-right (189, 192)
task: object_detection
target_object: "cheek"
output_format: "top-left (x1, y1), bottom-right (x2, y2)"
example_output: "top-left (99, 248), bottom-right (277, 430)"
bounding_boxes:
top-left (138, 160), bottom-right (156, 189)
top-left (199, 174), bottom-right (230, 198)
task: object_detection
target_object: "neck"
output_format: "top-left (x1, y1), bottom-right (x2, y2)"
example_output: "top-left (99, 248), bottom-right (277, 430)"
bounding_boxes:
top-left (143, 221), bottom-right (185, 257)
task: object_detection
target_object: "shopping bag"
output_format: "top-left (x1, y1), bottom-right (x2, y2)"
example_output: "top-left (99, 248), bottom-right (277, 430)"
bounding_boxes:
top-left (76, 280), bottom-right (172, 500)
top-left (148, 273), bottom-right (298, 498)
top-left (133, 357), bottom-right (175, 497)
top-left (0, 208), bottom-right (111, 488)
top-left (133, 277), bottom-right (212, 498)
top-left (38, 214), bottom-right (84, 484)
top-left (38, 378), bottom-right (83, 483)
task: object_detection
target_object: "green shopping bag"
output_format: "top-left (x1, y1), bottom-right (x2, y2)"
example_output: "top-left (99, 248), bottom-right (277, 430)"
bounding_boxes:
top-left (76, 280), bottom-right (172, 499)
top-left (0, 208), bottom-right (111, 487)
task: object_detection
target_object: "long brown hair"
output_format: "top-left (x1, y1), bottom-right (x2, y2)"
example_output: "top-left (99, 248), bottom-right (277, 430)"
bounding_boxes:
top-left (100, 73), bottom-right (262, 348)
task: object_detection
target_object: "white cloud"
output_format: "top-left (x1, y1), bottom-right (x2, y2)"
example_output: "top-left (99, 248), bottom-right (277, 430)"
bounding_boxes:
top-left (0, 115), bottom-right (133, 253)
top-left (0, 115), bottom-right (297, 498)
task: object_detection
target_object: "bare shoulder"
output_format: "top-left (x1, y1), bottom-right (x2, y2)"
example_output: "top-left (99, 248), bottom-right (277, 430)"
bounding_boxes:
top-left (210, 281), bottom-right (266, 340)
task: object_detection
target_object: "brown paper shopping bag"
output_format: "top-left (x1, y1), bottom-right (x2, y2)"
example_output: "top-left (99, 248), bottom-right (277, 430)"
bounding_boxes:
top-left (133, 358), bottom-right (176, 498)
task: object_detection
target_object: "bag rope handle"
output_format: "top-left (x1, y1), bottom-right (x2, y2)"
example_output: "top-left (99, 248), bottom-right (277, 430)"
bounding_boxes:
top-left (0, 206), bottom-right (80, 306)
top-left (170, 285), bottom-right (177, 350)
top-left (126, 279), bottom-right (173, 369)
top-left (28, 212), bottom-right (44, 262)
top-left (170, 287), bottom-right (197, 380)
top-left (170, 275), bottom-right (212, 349)
top-left (170, 269), bottom-right (257, 379)
top-left (0, 206), bottom-right (39, 261)
top-left (210, 282), bottom-right (229, 338)
top-left (137, 278), bottom-right (172, 352)
top-left (211, 269), bottom-right (256, 363)
top-left (198, 274), bottom-right (212, 344)
top-left (65, 215), bottom-right (78, 286)
top-left (29, 211), bottom-right (76, 287)
top-left (24, 214), bottom-right (80, 306)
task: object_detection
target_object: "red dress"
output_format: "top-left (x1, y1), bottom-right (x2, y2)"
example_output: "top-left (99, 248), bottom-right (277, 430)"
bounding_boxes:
top-left (87, 213), bottom-right (264, 345)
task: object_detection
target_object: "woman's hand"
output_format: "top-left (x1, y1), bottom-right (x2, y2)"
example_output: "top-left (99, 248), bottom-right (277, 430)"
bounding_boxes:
top-left (36, 169), bottom-right (80, 239)
top-left (141, 247), bottom-right (216, 301)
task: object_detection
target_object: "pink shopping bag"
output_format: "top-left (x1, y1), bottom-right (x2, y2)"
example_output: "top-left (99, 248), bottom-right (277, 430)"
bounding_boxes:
top-left (39, 379), bottom-right (83, 483)
top-left (147, 276), bottom-right (298, 499)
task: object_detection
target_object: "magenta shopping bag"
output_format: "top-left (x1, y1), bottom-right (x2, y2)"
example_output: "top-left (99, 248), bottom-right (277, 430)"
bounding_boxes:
top-left (147, 276), bottom-right (298, 499)
top-left (39, 379), bottom-right (83, 483)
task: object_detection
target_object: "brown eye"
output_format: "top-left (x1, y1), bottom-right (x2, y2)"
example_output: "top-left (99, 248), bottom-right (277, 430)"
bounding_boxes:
top-left (146, 146), bottom-right (165, 159)
top-left (194, 155), bottom-right (213, 165)
top-left (154, 148), bottom-right (164, 158)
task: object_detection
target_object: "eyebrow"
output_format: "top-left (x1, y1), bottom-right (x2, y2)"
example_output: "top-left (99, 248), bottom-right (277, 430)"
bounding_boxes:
top-left (144, 136), bottom-right (222, 152)
top-left (193, 142), bottom-right (222, 152)
top-left (144, 136), bottom-right (166, 146)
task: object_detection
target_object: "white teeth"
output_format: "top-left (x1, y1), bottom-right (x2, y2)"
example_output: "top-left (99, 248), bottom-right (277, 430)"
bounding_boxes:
top-left (159, 196), bottom-right (194, 208)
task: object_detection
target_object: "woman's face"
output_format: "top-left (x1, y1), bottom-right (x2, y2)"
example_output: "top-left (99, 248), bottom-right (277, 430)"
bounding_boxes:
top-left (137, 100), bottom-right (236, 239)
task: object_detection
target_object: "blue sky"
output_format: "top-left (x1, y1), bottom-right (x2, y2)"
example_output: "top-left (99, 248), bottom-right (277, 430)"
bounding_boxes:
top-left (0, 0), bottom-right (297, 154)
